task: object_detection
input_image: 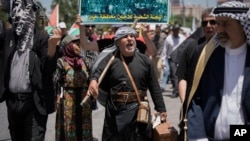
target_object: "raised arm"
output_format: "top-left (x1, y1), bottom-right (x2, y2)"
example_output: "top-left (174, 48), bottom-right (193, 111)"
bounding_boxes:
top-left (140, 24), bottom-right (156, 58)
top-left (47, 28), bottom-right (62, 59)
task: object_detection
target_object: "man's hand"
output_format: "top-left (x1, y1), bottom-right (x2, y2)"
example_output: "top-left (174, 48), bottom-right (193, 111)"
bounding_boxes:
top-left (75, 14), bottom-right (82, 25)
top-left (88, 80), bottom-right (99, 99)
top-left (140, 24), bottom-right (150, 36)
top-left (160, 112), bottom-right (167, 123)
top-left (48, 28), bottom-right (62, 46)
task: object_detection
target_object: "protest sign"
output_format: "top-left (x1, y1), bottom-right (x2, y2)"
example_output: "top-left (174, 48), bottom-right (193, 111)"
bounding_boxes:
top-left (79, 0), bottom-right (169, 24)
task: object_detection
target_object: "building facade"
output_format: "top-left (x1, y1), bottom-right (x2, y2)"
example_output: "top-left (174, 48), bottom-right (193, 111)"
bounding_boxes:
top-left (171, 0), bottom-right (181, 6)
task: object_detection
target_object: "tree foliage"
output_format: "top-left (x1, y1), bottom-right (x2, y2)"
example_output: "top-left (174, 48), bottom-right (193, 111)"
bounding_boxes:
top-left (0, 4), bottom-right (9, 24)
top-left (0, 1), bottom-right (46, 29)
top-left (0, 10), bottom-right (7, 22)
top-left (170, 14), bottom-right (197, 29)
top-left (51, 0), bottom-right (79, 29)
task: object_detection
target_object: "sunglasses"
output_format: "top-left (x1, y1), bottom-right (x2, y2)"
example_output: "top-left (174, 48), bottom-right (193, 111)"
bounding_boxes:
top-left (201, 20), bottom-right (216, 27)
top-left (85, 25), bottom-right (95, 28)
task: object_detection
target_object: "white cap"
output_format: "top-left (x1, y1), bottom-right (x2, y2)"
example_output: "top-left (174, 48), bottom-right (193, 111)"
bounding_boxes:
top-left (59, 22), bottom-right (66, 28)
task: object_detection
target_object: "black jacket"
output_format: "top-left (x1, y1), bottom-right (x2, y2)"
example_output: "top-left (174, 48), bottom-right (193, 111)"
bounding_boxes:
top-left (0, 29), bottom-right (58, 115)
top-left (186, 45), bottom-right (250, 140)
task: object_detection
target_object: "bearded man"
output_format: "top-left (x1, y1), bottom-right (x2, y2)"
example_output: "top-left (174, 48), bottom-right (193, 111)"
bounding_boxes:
top-left (185, 1), bottom-right (250, 141)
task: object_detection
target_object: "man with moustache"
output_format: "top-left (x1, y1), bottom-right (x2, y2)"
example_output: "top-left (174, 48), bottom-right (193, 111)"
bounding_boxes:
top-left (185, 1), bottom-right (250, 141)
top-left (176, 7), bottom-right (216, 103)
top-left (87, 26), bottom-right (167, 141)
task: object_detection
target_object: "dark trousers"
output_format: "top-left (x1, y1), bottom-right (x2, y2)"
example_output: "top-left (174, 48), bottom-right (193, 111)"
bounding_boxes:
top-left (102, 102), bottom-right (152, 141)
top-left (168, 59), bottom-right (179, 96)
top-left (6, 95), bottom-right (48, 141)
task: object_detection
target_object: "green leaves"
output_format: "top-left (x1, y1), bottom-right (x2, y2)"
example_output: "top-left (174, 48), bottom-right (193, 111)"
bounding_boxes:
top-left (51, 0), bottom-right (79, 29)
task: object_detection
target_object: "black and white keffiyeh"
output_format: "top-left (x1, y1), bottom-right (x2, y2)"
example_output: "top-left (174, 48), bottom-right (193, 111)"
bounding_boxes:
top-left (9, 0), bottom-right (37, 93)
top-left (211, 1), bottom-right (250, 45)
top-left (12, 0), bottom-right (36, 51)
top-left (114, 26), bottom-right (138, 42)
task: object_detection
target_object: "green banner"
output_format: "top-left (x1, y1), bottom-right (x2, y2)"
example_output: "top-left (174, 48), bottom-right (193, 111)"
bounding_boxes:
top-left (80, 0), bottom-right (169, 24)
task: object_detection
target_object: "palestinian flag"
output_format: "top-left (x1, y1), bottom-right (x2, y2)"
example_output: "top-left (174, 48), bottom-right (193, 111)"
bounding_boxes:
top-left (68, 23), bottom-right (80, 36)
top-left (48, 4), bottom-right (59, 27)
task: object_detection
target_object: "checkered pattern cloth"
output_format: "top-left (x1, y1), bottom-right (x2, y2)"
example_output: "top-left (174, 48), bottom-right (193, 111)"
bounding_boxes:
top-left (211, 1), bottom-right (250, 45)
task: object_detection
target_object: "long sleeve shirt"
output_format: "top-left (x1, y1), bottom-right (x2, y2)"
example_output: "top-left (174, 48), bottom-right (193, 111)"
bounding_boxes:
top-left (161, 34), bottom-right (185, 65)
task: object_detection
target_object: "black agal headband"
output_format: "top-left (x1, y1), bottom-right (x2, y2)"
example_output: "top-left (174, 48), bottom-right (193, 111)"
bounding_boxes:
top-left (213, 7), bottom-right (249, 14)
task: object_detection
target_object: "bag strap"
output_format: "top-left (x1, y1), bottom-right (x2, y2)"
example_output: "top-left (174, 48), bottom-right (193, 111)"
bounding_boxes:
top-left (80, 51), bottom-right (117, 106)
top-left (120, 53), bottom-right (141, 103)
top-left (180, 35), bottom-right (216, 141)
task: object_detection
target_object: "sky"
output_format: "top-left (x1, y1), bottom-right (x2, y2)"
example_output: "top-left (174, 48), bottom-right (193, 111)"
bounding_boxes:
top-left (185, 0), bottom-right (217, 7)
top-left (40, 0), bottom-right (217, 13)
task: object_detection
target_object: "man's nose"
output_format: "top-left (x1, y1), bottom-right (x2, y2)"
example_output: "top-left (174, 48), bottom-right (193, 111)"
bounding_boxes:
top-left (217, 25), bottom-right (225, 33)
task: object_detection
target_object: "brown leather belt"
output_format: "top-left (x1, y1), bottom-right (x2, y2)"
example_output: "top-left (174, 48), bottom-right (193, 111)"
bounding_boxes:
top-left (112, 91), bottom-right (147, 103)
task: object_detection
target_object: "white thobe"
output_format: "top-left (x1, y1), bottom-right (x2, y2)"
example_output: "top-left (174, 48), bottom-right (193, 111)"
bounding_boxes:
top-left (214, 43), bottom-right (247, 140)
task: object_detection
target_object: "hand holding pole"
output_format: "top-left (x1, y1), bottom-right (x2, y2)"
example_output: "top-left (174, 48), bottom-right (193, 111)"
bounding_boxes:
top-left (80, 52), bottom-right (117, 106)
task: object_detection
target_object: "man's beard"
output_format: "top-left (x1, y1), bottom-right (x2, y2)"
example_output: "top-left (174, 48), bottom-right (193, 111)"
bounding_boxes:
top-left (219, 40), bottom-right (232, 48)
top-left (217, 32), bottom-right (232, 48)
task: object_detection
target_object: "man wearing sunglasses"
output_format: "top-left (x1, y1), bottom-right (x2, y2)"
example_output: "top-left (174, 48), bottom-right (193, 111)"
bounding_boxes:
top-left (201, 19), bottom-right (216, 28)
top-left (176, 8), bottom-right (217, 103)
top-left (178, 7), bottom-right (217, 140)
top-left (84, 24), bottom-right (97, 41)
top-left (81, 24), bottom-right (99, 68)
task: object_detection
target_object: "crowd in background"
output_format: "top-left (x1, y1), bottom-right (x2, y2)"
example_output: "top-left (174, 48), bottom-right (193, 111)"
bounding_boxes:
top-left (0, 4), bottom-right (196, 140)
